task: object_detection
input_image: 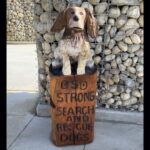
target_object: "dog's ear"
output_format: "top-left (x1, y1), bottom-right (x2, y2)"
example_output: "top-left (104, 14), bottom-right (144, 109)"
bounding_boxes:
top-left (85, 8), bottom-right (97, 38)
top-left (51, 10), bottom-right (66, 32)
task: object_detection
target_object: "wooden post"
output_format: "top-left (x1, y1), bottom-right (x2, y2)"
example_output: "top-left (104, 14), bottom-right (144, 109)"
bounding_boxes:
top-left (49, 73), bottom-right (97, 146)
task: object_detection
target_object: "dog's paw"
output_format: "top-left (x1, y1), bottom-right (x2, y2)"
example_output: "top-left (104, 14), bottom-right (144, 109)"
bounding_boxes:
top-left (77, 68), bottom-right (85, 75)
top-left (62, 68), bottom-right (71, 75)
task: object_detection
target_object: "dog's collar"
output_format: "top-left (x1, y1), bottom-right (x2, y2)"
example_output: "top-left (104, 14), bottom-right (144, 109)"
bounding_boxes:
top-left (70, 27), bottom-right (83, 31)
top-left (62, 28), bottom-right (87, 39)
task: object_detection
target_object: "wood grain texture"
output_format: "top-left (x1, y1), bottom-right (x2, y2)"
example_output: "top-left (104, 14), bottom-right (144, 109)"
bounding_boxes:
top-left (50, 73), bottom-right (97, 146)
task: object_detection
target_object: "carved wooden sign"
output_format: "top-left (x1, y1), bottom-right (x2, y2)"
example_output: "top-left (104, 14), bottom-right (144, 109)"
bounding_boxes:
top-left (50, 73), bottom-right (97, 146)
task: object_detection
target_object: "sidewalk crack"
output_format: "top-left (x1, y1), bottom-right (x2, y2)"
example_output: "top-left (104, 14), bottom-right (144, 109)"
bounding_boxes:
top-left (7, 115), bottom-right (35, 150)
top-left (83, 144), bottom-right (86, 150)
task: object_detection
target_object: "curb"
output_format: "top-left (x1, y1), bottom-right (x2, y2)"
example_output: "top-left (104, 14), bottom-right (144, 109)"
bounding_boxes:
top-left (95, 109), bottom-right (143, 125)
top-left (36, 103), bottom-right (143, 125)
top-left (7, 41), bottom-right (36, 44)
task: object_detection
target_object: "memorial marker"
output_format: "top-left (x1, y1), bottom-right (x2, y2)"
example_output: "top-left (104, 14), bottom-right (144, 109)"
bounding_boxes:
top-left (50, 73), bottom-right (97, 146)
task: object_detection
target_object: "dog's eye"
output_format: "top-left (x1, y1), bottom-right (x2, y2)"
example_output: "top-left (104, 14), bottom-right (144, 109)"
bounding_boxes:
top-left (71, 11), bottom-right (74, 15)
top-left (80, 12), bottom-right (83, 15)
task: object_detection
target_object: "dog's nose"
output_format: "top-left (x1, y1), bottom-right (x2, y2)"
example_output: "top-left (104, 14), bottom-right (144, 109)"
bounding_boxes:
top-left (73, 16), bottom-right (79, 21)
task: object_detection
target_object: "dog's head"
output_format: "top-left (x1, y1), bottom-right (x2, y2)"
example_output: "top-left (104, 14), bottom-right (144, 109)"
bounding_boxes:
top-left (51, 6), bottom-right (97, 38)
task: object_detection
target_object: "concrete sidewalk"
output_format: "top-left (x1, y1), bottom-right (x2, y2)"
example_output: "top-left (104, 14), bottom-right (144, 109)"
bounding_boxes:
top-left (7, 91), bottom-right (39, 149)
top-left (7, 109), bottom-right (143, 150)
top-left (7, 90), bottom-right (143, 150)
top-left (7, 44), bottom-right (39, 149)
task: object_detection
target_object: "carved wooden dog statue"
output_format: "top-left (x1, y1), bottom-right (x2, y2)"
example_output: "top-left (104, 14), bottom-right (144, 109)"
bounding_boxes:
top-left (51, 5), bottom-right (97, 75)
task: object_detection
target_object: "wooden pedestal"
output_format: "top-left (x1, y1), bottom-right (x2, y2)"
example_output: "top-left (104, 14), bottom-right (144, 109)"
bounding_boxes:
top-left (49, 73), bottom-right (97, 146)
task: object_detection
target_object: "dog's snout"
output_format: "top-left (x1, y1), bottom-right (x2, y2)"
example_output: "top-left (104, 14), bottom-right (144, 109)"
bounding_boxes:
top-left (73, 15), bottom-right (79, 21)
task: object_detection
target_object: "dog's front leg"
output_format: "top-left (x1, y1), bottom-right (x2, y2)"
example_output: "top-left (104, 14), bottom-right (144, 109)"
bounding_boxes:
top-left (62, 53), bottom-right (71, 75)
top-left (77, 43), bottom-right (91, 75)
top-left (77, 56), bottom-right (87, 75)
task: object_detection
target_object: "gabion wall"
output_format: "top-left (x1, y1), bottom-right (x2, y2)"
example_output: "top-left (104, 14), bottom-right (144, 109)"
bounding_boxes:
top-left (7, 0), bottom-right (35, 41)
top-left (34, 0), bottom-right (144, 112)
